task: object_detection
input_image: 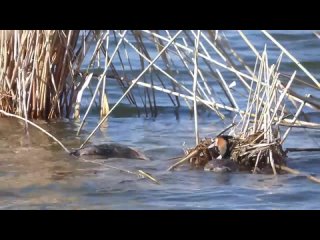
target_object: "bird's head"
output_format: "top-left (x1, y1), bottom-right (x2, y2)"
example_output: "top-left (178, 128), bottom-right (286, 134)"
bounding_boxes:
top-left (208, 136), bottom-right (232, 159)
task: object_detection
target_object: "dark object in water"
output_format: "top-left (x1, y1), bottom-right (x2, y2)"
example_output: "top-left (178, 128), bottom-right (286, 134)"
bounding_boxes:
top-left (71, 143), bottom-right (149, 160)
top-left (204, 158), bottom-right (240, 173)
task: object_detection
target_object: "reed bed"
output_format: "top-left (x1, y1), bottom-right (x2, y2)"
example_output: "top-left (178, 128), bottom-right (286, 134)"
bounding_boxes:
top-left (1, 31), bottom-right (319, 123)
top-left (1, 30), bottom-right (320, 181)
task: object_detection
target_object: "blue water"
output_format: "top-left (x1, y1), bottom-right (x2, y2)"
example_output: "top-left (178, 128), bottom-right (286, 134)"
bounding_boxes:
top-left (0, 30), bottom-right (319, 209)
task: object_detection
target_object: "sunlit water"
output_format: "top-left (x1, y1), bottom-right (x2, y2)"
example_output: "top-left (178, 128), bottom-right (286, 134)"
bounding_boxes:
top-left (0, 30), bottom-right (320, 209)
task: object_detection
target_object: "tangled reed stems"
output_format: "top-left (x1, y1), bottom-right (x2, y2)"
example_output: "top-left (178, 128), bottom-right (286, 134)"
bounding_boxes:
top-left (1, 30), bottom-right (320, 184)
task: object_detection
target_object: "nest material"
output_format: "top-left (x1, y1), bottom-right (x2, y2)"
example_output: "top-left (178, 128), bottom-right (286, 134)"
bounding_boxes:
top-left (187, 138), bottom-right (216, 168)
top-left (231, 132), bottom-right (287, 173)
top-left (184, 132), bottom-right (287, 173)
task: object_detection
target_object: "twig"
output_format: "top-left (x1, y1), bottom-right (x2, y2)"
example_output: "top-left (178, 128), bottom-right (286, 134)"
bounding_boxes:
top-left (275, 164), bottom-right (320, 184)
top-left (167, 149), bottom-right (199, 171)
top-left (137, 170), bottom-right (160, 185)
top-left (80, 158), bottom-right (160, 185)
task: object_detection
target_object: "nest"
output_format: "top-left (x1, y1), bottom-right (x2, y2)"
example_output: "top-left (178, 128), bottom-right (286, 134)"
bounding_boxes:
top-left (230, 132), bottom-right (287, 173)
top-left (187, 138), bottom-right (216, 168)
top-left (174, 131), bottom-right (287, 173)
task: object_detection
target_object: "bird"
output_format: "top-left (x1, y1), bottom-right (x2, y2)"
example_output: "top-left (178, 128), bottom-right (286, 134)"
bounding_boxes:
top-left (206, 135), bottom-right (238, 173)
top-left (208, 135), bottom-right (234, 159)
top-left (204, 158), bottom-right (238, 173)
top-left (70, 143), bottom-right (149, 160)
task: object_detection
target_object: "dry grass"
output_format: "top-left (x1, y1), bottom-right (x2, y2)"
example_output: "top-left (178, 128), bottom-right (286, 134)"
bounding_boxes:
top-left (0, 30), bottom-right (80, 119)
top-left (0, 30), bottom-right (319, 154)
top-left (1, 30), bottom-right (320, 184)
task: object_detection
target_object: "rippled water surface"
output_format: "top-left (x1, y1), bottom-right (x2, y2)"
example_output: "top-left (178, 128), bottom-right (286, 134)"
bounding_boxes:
top-left (0, 30), bottom-right (320, 209)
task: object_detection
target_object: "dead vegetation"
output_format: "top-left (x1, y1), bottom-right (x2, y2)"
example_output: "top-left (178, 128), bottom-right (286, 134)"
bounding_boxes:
top-left (1, 30), bottom-right (320, 183)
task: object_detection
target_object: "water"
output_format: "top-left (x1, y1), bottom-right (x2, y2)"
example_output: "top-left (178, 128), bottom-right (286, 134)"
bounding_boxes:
top-left (1, 30), bottom-right (320, 209)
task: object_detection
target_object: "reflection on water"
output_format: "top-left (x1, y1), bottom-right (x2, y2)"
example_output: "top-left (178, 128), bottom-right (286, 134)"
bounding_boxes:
top-left (1, 30), bottom-right (320, 209)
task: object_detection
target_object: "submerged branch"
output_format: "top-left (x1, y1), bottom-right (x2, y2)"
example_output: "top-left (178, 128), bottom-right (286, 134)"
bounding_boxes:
top-left (275, 164), bottom-right (320, 184)
top-left (285, 148), bottom-right (320, 152)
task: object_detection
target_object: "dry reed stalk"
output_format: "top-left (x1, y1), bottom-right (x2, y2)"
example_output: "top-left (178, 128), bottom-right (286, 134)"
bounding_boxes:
top-left (126, 81), bottom-right (249, 115)
top-left (189, 31), bottom-right (226, 103)
top-left (261, 30), bottom-right (320, 89)
top-left (189, 33), bottom-right (236, 108)
top-left (165, 31), bottom-right (224, 118)
top-left (218, 31), bottom-right (313, 115)
top-left (280, 101), bottom-right (305, 144)
top-left (80, 31), bottom-right (183, 148)
top-left (76, 31), bottom-right (127, 135)
top-left (215, 31), bottom-right (255, 77)
top-left (0, 30), bottom-right (81, 119)
top-left (73, 73), bottom-right (93, 119)
top-left (167, 149), bottom-right (199, 171)
top-left (189, 30), bottom-right (252, 91)
top-left (193, 30), bottom-right (200, 145)
top-left (247, 71), bottom-right (297, 145)
top-left (80, 158), bottom-right (160, 184)
top-left (188, 31), bottom-right (240, 110)
top-left (216, 69), bottom-right (241, 118)
top-left (128, 32), bottom-right (224, 117)
top-left (93, 31), bottom-right (138, 109)
top-left (275, 164), bottom-right (320, 184)
top-left (237, 30), bottom-right (262, 61)
top-left (122, 31), bottom-right (194, 111)
top-left (143, 31), bottom-right (256, 83)
top-left (125, 77), bottom-right (319, 132)
top-left (152, 31), bottom-right (180, 108)
top-left (100, 32), bottom-right (110, 118)
top-left (1, 30), bottom-right (319, 174)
